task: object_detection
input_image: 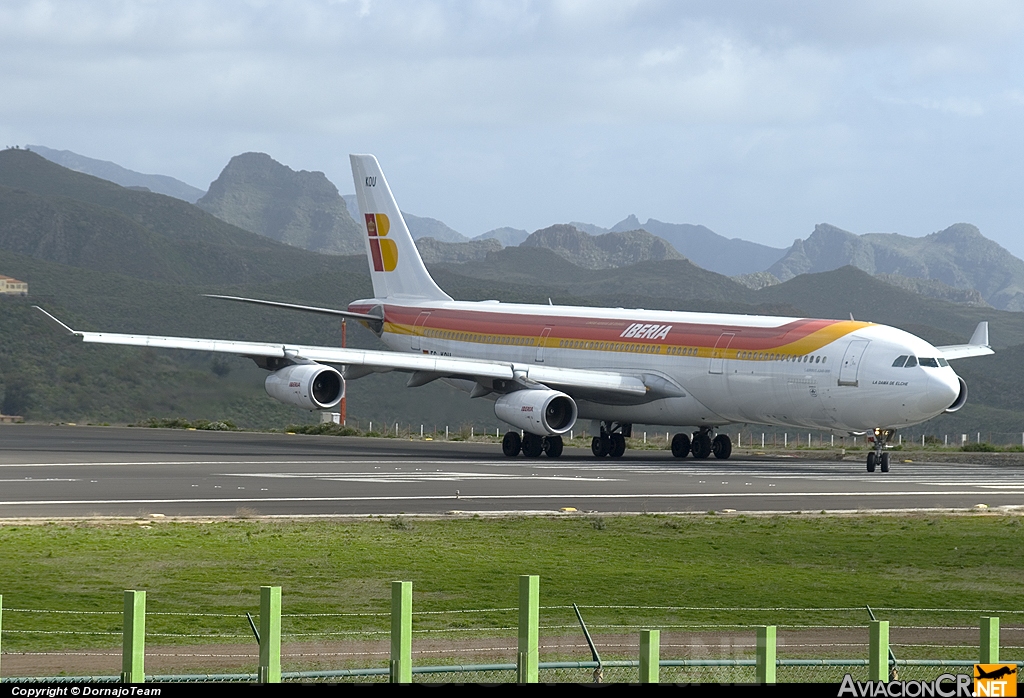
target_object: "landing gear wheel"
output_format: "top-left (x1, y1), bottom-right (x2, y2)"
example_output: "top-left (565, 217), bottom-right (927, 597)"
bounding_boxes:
top-left (880, 452), bottom-right (890, 473)
top-left (543, 435), bottom-right (563, 458)
top-left (692, 432), bottom-right (713, 459)
top-left (591, 436), bottom-right (610, 458)
top-left (712, 434), bottom-right (732, 460)
top-left (671, 433), bottom-right (691, 459)
top-left (609, 433), bottom-right (626, 458)
top-left (502, 431), bottom-right (521, 457)
top-left (522, 432), bottom-right (544, 458)
top-left (866, 452), bottom-right (876, 473)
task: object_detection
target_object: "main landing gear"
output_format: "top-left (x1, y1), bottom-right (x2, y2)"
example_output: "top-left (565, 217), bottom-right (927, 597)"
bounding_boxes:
top-left (866, 428), bottom-right (895, 473)
top-left (670, 428), bottom-right (732, 460)
top-left (502, 431), bottom-right (563, 458)
top-left (592, 422), bottom-right (630, 458)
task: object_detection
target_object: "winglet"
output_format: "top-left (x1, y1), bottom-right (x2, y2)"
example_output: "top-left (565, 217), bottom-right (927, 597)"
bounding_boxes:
top-left (969, 321), bottom-right (989, 347)
top-left (33, 306), bottom-right (77, 335)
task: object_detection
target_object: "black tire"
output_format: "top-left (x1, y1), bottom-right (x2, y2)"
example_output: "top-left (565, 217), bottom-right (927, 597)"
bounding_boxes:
top-left (543, 435), bottom-right (563, 458)
top-left (692, 432), bottom-right (712, 459)
top-left (867, 452), bottom-right (876, 473)
top-left (522, 432), bottom-right (544, 458)
top-left (671, 433), bottom-right (691, 458)
top-left (880, 452), bottom-right (890, 473)
top-left (712, 434), bottom-right (732, 460)
top-left (609, 433), bottom-right (626, 458)
top-left (591, 436), bottom-right (610, 458)
top-left (502, 431), bottom-right (521, 457)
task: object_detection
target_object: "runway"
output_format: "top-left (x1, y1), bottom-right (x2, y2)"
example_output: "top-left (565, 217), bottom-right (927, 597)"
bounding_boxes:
top-left (0, 425), bottom-right (1022, 517)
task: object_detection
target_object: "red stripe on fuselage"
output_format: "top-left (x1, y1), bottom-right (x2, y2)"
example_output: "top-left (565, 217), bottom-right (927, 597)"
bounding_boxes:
top-left (348, 303), bottom-right (850, 351)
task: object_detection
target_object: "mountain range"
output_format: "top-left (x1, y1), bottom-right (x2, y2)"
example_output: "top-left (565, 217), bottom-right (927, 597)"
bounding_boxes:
top-left (198, 152), bottom-right (365, 255)
top-left (26, 145), bottom-right (205, 202)
top-left (767, 222), bottom-right (1024, 311)
top-left (519, 224), bottom-right (685, 269)
top-left (608, 215), bottom-right (787, 276)
top-left (29, 146), bottom-right (1024, 314)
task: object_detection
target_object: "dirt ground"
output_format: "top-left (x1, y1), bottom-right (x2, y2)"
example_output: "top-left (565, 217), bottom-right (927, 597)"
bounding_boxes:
top-left (3, 626), bottom-right (1018, 677)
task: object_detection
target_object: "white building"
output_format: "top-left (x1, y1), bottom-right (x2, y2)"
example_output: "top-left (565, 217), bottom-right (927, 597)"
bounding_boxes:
top-left (0, 275), bottom-right (27, 295)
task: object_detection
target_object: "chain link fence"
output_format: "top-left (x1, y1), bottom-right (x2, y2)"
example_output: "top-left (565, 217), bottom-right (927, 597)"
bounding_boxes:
top-left (6, 660), bottom-right (1017, 684)
top-left (2, 602), bottom-right (1021, 683)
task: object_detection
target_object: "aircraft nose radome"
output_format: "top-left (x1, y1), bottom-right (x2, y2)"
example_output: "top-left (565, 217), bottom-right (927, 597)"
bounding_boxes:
top-left (928, 371), bottom-right (960, 411)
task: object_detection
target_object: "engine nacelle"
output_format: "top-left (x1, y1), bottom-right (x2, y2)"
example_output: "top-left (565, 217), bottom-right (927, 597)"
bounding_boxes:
top-left (945, 377), bottom-right (968, 413)
top-left (494, 389), bottom-right (577, 436)
top-left (265, 364), bottom-right (344, 410)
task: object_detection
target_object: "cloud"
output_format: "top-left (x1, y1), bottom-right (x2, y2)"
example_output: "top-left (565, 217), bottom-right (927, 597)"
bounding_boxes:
top-left (2, 0), bottom-right (1024, 254)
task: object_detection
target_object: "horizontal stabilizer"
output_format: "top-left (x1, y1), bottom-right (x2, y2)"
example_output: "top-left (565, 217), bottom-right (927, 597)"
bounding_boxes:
top-left (937, 321), bottom-right (993, 360)
top-left (203, 295), bottom-right (383, 333)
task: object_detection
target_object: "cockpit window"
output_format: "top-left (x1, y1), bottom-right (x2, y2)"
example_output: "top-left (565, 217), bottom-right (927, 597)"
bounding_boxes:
top-left (892, 355), bottom-right (908, 367)
top-left (919, 357), bottom-right (939, 368)
top-left (938, 357), bottom-right (949, 367)
top-left (905, 356), bottom-right (918, 368)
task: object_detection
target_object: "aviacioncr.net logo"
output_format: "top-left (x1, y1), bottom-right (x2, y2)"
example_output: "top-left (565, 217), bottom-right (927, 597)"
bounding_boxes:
top-left (365, 213), bottom-right (397, 272)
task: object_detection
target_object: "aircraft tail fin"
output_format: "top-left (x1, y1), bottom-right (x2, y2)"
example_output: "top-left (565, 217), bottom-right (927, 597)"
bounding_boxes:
top-left (349, 155), bottom-right (451, 302)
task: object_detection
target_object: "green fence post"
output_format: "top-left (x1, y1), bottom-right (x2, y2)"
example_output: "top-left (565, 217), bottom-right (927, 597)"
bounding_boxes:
top-left (390, 581), bottom-right (412, 684)
top-left (639, 629), bottom-right (660, 684)
top-left (980, 616), bottom-right (1000, 663)
top-left (258, 586), bottom-right (282, 683)
top-left (756, 625), bottom-right (776, 684)
top-left (517, 575), bottom-right (539, 683)
top-left (869, 620), bottom-right (889, 682)
top-left (120, 590), bottom-right (146, 684)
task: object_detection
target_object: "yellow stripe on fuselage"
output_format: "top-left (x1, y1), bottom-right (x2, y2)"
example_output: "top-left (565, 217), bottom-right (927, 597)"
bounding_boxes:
top-left (382, 318), bottom-right (870, 359)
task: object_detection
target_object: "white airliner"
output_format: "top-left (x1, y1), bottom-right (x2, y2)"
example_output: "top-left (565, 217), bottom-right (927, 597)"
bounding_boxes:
top-left (37, 155), bottom-right (993, 472)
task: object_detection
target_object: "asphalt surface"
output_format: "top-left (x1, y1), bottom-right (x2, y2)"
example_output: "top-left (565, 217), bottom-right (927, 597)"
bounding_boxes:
top-left (0, 425), bottom-right (1022, 517)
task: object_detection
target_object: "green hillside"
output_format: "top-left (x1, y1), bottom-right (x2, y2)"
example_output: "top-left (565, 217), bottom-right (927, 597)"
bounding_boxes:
top-left (0, 150), bottom-right (338, 286)
top-left (756, 266), bottom-right (1024, 348)
top-left (0, 248), bottom-right (507, 428)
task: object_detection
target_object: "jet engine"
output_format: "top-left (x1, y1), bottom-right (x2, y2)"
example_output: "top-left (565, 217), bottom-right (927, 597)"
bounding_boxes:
top-left (945, 377), bottom-right (968, 413)
top-left (265, 364), bottom-right (344, 410)
top-left (494, 389), bottom-right (577, 435)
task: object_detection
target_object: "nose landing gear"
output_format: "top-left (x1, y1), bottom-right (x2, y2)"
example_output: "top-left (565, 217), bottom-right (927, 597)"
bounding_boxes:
top-left (866, 428), bottom-right (895, 473)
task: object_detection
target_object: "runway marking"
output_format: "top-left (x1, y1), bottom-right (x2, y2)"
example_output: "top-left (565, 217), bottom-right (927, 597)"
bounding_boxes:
top-left (220, 472), bottom-right (622, 483)
top-left (0, 460), bottom-right (481, 468)
top-left (0, 490), bottom-right (1021, 507)
top-left (0, 478), bottom-right (80, 482)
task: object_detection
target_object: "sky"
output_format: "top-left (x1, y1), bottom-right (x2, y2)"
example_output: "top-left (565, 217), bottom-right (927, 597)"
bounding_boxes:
top-left (3, 0), bottom-right (1024, 255)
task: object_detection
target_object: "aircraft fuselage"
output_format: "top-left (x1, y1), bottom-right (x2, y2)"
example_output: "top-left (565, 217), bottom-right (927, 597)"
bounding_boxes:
top-left (349, 298), bottom-right (963, 433)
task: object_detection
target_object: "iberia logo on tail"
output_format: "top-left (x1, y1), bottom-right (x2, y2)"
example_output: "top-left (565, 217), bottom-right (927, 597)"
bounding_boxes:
top-left (365, 213), bottom-right (398, 272)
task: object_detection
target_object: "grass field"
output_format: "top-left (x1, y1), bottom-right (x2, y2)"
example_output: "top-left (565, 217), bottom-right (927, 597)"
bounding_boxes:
top-left (1, 513), bottom-right (1022, 664)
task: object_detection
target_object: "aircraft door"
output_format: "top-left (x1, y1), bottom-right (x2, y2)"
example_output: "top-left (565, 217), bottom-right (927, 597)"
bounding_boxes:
top-left (411, 312), bottom-right (431, 351)
top-left (708, 333), bottom-right (735, 374)
top-left (536, 327), bottom-right (552, 362)
top-left (838, 339), bottom-right (869, 387)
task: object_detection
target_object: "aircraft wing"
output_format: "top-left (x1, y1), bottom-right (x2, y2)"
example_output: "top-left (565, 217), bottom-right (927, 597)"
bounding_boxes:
top-left (937, 321), bottom-right (994, 360)
top-left (35, 307), bottom-right (651, 400)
